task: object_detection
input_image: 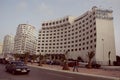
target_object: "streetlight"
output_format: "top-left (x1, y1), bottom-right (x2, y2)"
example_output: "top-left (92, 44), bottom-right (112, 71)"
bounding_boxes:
top-left (102, 38), bottom-right (104, 64)
top-left (108, 51), bottom-right (111, 66)
top-left (62, 50), bottom-right (69, 70)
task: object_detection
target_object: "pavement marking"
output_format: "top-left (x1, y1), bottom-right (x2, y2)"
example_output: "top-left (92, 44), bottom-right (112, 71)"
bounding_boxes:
top-left (47, 72), bottom-right (73, 79)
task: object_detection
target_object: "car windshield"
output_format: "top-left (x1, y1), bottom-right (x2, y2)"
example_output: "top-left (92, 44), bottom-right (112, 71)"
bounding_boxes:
top-left (12, 62), bottom-right (26, 66)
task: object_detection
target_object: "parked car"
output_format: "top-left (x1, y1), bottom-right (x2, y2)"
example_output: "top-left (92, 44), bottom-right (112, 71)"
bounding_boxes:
top-left (0, 58), bottom-right (9, 64)
top-left (5, 61), bottom-right (30, 74)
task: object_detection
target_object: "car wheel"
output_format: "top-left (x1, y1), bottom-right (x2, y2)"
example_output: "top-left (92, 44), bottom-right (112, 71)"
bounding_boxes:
top-left (12, 70), bottom-right (16, 75)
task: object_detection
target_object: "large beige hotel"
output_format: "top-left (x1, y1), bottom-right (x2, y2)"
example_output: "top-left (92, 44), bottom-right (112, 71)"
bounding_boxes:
top-left (37, 7), bottom-right (116, 65)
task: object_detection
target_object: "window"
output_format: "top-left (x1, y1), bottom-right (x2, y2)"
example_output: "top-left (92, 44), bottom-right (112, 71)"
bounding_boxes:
top-left (83, 47), bottom-right (85, 50)
top-left (86, 41), bottom-right (89, 44)
top-left (90, 46), bottom-right (92, 48)
top-left (79, 30), bottom-right (81, 33)
top-left (79, 22), bottom-right (81, 25)
top-left (90, 40), bottom-right (93, 43)
top-left (83, 29), bottom-right (85, 31)
top-left (82, 20), bottom-right (85, 23)
top-left (86, 36), bottom-right (89, 39)
top-left (83, 38), bottom-right (85, 40)
top-left (90, 30), bottom-right (92, 33)
top-left (75, 48), bottom-right (77, 51)
top-left (79, 48), bottom-right (81, 51)
top-left (90, 35), bottom-right (93, 38)
top-left (86, 32), bottom-right (89, 34)
top-left (75, 40), bottom-right (78, 42)
top-left (76, 28), bottom-right (78, 30)
top-left (56, 21), bottom-right (58, 24)
top-left (94, 33), bottom-right (96, 36)
top-left (79, 26), bottom-right (81, 29)
top-left (75, 44), bottom-right (77, 47)
top-left (86, 18), bottom-right (88, 20)
top-left (49, 23), bottom-right (51, 25)
top-left (79, 43), bottom-right (81, 46)
top-left (83, 33), bottom-right (85, 36)
top-left (94, 45), bottom-right (96, 48)
top-left (94, 28), bottom-right (96, 30)
top-left (75, 36), bottom-right (78, 38)
top-left (72, 41), bottom-right (74, 43)
top-left (86, 22), bottom-right (88, 25)
top-left (79, 39), bottom-right (81, 41)
top-left (86, 27), bottom-right (89, 30)
top-left (86, 47), bottom-right (89, 49)
top-left (71, 49), bottom-right (74, 51)
top-left (94, 39), bottom-right (96, 42)
top-left (90, 25), bottom-right (92, 28)
top-left (83, 42), bottom-right (85, 45)
top-left (93, 22), bottom-right (96, 25)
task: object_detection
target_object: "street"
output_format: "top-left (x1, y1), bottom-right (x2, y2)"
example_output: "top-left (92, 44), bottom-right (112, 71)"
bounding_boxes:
top-left (0, 64), bottom-right (116, 80)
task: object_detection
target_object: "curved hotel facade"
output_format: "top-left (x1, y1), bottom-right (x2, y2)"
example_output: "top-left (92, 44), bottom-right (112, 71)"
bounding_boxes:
top-left (37, 7), bottom-right (116, 65)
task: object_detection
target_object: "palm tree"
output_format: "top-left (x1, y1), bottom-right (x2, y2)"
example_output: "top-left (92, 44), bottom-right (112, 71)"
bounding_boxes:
top-left (24, 52), bottom-right (30, 64)
top-left (87, 51), bottom-right (95, 69)
top-left (13, 53), bottom-right (21, 61)
top-left (38, 53), bottom-right (43, 66)
top-left (62, 50), bottom-right (70, 70)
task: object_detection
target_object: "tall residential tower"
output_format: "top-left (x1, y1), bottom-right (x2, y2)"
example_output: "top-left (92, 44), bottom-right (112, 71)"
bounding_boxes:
top-left (14, 24), bottom-right (37, 54)
top-left (2, 35), bottom-right (14, 56)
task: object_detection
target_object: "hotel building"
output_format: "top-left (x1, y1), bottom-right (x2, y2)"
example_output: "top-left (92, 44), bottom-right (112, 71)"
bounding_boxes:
top-left (14, 24), bottom-right (37, 54)
top-left (37, 6), bottom-right (116, 65)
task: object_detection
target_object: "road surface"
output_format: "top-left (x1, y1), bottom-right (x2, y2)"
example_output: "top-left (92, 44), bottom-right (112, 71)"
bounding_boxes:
top-left (0, 64), bottom-right (117, 80)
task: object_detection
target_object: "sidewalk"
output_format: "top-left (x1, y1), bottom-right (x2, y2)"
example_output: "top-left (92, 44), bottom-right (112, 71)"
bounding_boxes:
top-left (28, 63), bottom-right (120, 78)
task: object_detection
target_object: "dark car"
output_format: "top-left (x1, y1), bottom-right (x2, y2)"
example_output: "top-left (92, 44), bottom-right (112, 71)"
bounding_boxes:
top-left (5, 61), bottom-right (30, 74)
top-left (0, 58), bottom-right (9, 64)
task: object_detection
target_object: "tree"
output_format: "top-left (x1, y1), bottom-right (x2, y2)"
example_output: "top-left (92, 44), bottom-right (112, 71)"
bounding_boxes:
top-left (32, 54), bottom-right (38, 62)
top-left (24, 52), bottom-right (30, 64)
top-left (13, 53), bottom-right (21, 61)
top-left (38, 53), bottom-right (43, 66)
top-left (87, 51), bottom-right (95, 69)
top-left (62, 50), bottom-right (70, 70)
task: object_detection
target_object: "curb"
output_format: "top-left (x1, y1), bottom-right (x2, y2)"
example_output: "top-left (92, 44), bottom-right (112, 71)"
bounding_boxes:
top-left (28, 64), bottom-right (120, 80)
top-left (101, 66), bottom-right (120, 71)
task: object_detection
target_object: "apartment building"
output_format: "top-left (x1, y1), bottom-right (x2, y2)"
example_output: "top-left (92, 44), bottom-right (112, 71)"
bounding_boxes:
top-left (0, 42), bottom-right (3, 54)
top-left (14, 24), bottom-right (37, 54)
top-left (2, 35), bottom-right (14, 55)
top-left (37, 6), bottom-right (116, 65)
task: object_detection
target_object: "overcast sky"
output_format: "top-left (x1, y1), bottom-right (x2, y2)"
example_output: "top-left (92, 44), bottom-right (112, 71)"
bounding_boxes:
top-left (0, 0), bottom-right (120, 56)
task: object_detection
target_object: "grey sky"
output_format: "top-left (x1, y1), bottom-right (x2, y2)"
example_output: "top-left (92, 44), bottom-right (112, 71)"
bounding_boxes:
top-left (0, 0), bottom-right (120, 55)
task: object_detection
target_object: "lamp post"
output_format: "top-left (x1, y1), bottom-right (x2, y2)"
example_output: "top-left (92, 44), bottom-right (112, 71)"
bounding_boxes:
top-left (108, 51), bottom-right (111, 66)
top-left (102, 38), bottom-right (104, 64)
top-left (62, 50), bottom-right (69, 70)
top-left (38, 53), bottom-right (42, 66)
